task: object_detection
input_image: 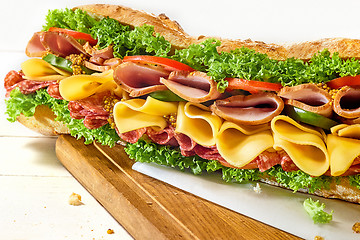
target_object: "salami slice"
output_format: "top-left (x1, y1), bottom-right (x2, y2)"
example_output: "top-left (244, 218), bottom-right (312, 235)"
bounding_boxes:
top-left (68, 91), bottom-right (111, 129)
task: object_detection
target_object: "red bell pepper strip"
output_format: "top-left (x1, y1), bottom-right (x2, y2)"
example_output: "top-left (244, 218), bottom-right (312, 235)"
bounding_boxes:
top-left (226, 78), bottom-right (282, 93)
top-left (123, 55), bottom-right (194, 72)
top-left (48, 27), bottom-right (97, 45)
top-left (326, 75), bottom-right (360, 89)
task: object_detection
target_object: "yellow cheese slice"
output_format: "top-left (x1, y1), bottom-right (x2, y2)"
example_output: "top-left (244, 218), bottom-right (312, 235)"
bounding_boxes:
top-left (226, 122), bottom-right (271, 135)
top-left (331, 124), bottom-right (360, 139)
top-left (216, 121), bottom-right (273, 167)
top-left (21, 58), bottom-right (71, 81)
top-left (59, 70), bottom-right (123, 101)
top-left (271, 115), bottom-right (329, 176)
top-left (327, 134), bottom-right (360, 176)
top-left (113, 96), bottom-right (178, 133)
top-left (175, 102), bottom-right (222, 146)
top-left (330, 124), bottom-right (348, 134)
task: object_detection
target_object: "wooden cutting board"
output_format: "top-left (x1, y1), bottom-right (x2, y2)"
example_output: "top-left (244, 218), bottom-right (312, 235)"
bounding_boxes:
top-left (55, 135), bottom-right (301, 240)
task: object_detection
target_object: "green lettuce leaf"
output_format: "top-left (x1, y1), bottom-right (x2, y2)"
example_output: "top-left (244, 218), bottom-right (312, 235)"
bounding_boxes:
top-left (125, 139), bottom-right (340, 192)
top-left (5, 88), bottom-right (119, 147)
top-left (42, 9), bottom-right (171, 58)
top-left (172, 38), bottom-right (360, 92)
top-left (6, 88), bottom-right (45, 122)
top-left (267, 166), bottom-right (332, 193)
top-left (307, 51), bottom-right (360, 83)
top-left (42, 8), bottom-right (97, 33)
top-left (221, 167), bottom-right (262, 183)
top-left (303, 198), bottom-right (333, 224)
top-left (125, 139), bottom-right (209, 175)
top-left (349, 174), bottom-right (360, 190)
top-left (90, 17), bottom-right (171, 58)
top-left (66, 118), bottom-right (119, 147)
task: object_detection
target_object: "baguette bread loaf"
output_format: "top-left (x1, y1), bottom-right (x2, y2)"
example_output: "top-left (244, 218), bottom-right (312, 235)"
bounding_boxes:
top-left (78, 4), bottom-right (360, 61)
top-left (14, 4), bottom-right (360, 204)
top-left (286, 37), bottom-right (360, 61)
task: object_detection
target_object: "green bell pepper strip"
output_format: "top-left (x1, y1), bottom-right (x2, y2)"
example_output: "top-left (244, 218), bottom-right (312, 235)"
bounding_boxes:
top-left (42, 54), bottom-right (73, 72)
top-left (149, 90), bottom-right (186, 102)
top-left (42, 54), bottom-right (97, 75)
top-left (284, 105), bottom-right (338, 130)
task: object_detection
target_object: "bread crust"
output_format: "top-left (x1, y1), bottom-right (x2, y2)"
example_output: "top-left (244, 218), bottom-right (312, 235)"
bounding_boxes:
top-left (13, 4), bottom-right (360, 204)
top-left (17, 105), bottom-right (70, 136)
top-left (286, 37), bottom-right (360, 61)
top-left (261, 177), bottom-right (360, 204)
top-left (76, 4), bottom-right (289, 60)
top-left (75, 4), bottom-right (193, 52)
top-left (76, 4), bottom-right (360, 61)
top-left (195, 36), bottom-right (289, 60)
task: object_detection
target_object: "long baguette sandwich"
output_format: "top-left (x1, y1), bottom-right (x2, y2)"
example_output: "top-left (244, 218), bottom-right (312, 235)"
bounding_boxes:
top-left (4, 4), bottom-right (360, 204)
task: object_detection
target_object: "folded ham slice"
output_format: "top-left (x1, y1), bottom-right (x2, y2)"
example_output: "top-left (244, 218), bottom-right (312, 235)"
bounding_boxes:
top-left (210, 93), bottom-right (284, 125)
top-left (338, 117), bottom-right (360, 125)
top-left (103, 58), bottom-right (123, 68)
top-left (278, 83), bottom-right (333, 117)
top-left (83, 42), bottom-right (114, 60)
top-left (83, 43), bottom-right (122, 72)
top-left (26, 32), bottom-right (88, 58)
top-left (25, 32), bottom-right (47, 57)
top-left (160, 71), bottom-right (221, 103)
top-left (113, 62), bottom-right (169, 97)
top-left (84, 61), bottom-right (111, 72)
top-left (333, 86), bottom-right (360, 119)
top-left (84, 58), bottom-right (123, 72)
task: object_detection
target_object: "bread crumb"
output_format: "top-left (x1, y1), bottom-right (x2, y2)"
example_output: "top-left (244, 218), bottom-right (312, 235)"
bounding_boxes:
top-left (314, 236), bottom-right (324, 240)
top-left (353, 222), bottom-right (360, 233)
top-left (68, 192), bottom-right (84, 206)
top-left (253, 183), bottom-right (262, 194)
top-left (107, 229), bottom-right (114, 234)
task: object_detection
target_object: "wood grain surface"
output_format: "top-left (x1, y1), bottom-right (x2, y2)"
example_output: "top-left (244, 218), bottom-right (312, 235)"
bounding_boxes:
top-left (55, 135), bottom-right (301, 240)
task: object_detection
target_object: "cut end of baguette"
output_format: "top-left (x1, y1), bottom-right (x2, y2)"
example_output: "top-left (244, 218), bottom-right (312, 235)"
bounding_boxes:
top-left (261, 176), bottom-right (360, 204)
top-left (17, 105), bottom-right (70, 136)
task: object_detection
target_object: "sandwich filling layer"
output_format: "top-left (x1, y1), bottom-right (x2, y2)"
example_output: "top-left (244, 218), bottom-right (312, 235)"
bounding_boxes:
top-left (4, 7), bottom-right (360, 202)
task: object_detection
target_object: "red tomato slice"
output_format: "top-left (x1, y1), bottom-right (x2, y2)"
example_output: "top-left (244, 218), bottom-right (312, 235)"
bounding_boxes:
top-left (48, 27), bottom-right (97, 45)
top-left (123, 55), bottom-right (194, 72)
top-left (226, 78), bottom-right (282, 93)
top-left (327, 75), bottom-right (360, 89)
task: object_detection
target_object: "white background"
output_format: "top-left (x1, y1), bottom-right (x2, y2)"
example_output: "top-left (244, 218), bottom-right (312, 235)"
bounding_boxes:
top-left (2, 0), bottom-right (360, 51)
top-left (1, 0), bottom-right (360, 239)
